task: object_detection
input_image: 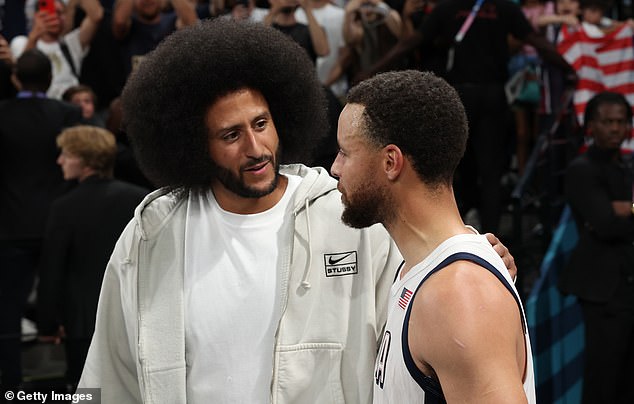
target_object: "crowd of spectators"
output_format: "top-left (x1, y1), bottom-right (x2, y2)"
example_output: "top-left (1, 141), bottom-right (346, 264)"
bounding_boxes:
top-left (1, 0), bottom-right (634, 399)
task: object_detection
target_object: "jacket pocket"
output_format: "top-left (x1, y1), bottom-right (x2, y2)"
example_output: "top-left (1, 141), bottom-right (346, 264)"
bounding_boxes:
top-left (273, 343), bottom-right (345, 404)
top-left (144, 365), bottom-right (186, 404)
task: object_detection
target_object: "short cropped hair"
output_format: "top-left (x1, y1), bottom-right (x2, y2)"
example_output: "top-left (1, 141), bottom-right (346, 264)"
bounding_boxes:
top-left (347, 70), bottom-right (468, 186)
top-left (62, 84), bottom-right (97, 104)
top-left (56, 126), bottom-right (117, 177)
top-left (15, 49), bottom-right (52, 91)
top-left (121, 19), bottom-right (329, 191)
top-left (584, 91), bottom-right (632, 130)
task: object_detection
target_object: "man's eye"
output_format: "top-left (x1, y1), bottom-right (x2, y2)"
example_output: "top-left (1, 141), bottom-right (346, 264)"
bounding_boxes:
top-left (255, 119), bottom-right (267, 130)
top-left (223, 132), bottom-right (239, 141)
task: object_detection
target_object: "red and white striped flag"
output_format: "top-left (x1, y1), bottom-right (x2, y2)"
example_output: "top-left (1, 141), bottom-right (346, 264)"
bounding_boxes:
top-left (558, 22), bottom-right (634, 152)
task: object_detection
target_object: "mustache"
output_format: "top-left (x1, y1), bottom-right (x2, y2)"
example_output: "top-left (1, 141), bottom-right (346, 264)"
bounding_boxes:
top-left (241, 155), bottom-right (273, 171)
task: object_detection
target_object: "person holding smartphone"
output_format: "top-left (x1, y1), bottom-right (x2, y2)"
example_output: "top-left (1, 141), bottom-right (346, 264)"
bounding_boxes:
top-left (9, 0), bottom-right (103, 99)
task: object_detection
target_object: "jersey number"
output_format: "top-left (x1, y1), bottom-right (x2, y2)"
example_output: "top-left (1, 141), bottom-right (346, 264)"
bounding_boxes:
top-left (375, 330), bottom-right (391, 389)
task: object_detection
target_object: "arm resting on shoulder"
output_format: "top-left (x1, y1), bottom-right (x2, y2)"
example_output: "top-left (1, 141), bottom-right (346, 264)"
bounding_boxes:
top-left (485, 232), bottom-right (517, 281)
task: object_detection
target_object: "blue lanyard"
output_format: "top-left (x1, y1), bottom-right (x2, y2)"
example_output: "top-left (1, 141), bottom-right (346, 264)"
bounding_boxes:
top-left (17, 91), bottom-right (47, 99)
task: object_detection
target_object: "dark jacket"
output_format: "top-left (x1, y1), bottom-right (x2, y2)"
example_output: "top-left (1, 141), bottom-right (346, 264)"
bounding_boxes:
top-left (559, 146), bottom-right (634, 303)
top-left (37, 176), bottom-right (148, 338)
top-left (0, 97), bottom-right (82, 241)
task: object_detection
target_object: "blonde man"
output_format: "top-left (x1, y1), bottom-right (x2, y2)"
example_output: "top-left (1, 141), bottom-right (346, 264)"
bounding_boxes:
top-left (37, 126), bottom-right (148, 389)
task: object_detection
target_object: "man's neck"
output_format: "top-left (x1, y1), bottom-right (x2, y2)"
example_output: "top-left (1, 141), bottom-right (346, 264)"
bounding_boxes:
top-left (211, 174), bottom-right (289, 214)
top-left (385, 183), bottom-right (469, 278)
top-left (78, 168), bottom-right (98, 182)
top-left (590, 144), bottom-right (622, 162)
top-left (40, 32), bottom-right (61, 43)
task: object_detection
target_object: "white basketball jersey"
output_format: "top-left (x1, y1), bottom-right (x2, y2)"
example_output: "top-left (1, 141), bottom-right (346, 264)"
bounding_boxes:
top-left (373, 234), bottom-right (536, 404)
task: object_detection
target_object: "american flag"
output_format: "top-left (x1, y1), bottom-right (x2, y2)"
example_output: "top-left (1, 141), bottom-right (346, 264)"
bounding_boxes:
top-left (558, 22), bottom-right (634, 152)
top-left (398, 287), bottom-right (413, 310)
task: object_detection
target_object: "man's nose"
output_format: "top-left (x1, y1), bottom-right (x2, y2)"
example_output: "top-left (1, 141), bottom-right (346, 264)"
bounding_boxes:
top-left (330, 154), bottom-right (341, 178)
top-left (243, 129), bottom-right (264, 156)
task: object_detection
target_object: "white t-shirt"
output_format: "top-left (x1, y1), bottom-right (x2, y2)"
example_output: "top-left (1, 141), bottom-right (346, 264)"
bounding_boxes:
top-left (296, 4), bottom-right (348, 97)
top-left (10, 28), bottom-right (87, 99)
top-left (183, 174), bottom-right (301, 403)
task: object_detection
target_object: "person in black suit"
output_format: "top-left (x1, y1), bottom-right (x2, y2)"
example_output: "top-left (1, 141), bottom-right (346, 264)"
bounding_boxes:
top-left (559, 91), bottom-right (634, 404)
top-left (37, 125), bottom-right (148, 389)
top-left (0, 34), bottom-right (16, 100)
top-left (0, 49), bottom-right (82, 391)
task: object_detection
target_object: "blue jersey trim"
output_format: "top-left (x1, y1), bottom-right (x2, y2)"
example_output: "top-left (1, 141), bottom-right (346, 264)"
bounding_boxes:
top-left (401, 252), bottom-right (527, 402)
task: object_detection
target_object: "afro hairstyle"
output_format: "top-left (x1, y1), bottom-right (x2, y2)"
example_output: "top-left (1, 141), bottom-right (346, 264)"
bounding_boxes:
top-left (121, 19), bottom-right (329, 191)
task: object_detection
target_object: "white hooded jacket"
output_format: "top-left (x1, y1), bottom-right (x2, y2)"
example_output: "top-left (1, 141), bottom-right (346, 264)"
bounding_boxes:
top-left (78, 164), bottom-right (402, 403)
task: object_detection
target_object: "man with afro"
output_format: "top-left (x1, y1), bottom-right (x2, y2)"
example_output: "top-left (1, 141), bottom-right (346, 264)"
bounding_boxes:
top-left (78, 19), bottom-right (514, 403)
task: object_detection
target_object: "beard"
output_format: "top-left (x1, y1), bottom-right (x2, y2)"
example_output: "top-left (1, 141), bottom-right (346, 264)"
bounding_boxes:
top-left (213, 154), bottom-right (280, 198)
top-left (340, 180), bottom-right (394, 229)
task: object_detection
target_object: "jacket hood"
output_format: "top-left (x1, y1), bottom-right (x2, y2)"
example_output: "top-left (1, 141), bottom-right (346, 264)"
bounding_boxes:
top-left (280, 164), bottom-right (339, 213)
top-left (132, 164), bottom-right (338, 240)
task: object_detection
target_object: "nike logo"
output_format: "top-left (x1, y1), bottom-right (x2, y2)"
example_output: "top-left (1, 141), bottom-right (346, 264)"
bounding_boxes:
top-left (328, 252), bottom-right (354, 265)
top-left (324, 251), bottom-right (358, 277)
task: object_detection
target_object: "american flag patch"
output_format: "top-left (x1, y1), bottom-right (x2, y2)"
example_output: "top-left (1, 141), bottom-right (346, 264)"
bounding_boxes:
top-left (398, 287), bottom-right (413, 310)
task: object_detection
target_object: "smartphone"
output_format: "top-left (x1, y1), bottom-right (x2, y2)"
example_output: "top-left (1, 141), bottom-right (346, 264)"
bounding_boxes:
top-left (38, 0), bottom-right (56, 15)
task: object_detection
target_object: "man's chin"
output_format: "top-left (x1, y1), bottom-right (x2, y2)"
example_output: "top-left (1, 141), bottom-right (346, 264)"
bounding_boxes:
top-left (244, 184), bottom-right (277, 198)
top-left (233, 174), bottom-right (279, 198)
top-left (341, 207), bottom-right (378, 229)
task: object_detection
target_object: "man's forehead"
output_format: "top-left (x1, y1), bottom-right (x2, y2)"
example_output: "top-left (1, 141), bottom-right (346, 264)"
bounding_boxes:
top-left (338, 104), bottom-right (372, 148)
top-left (598, 102), bottom-right (627, 112)
top-left (595, 102), bottom-right (628, 119)
top-left (210, 88), bottom-right (267, 107)
top-left (342, 103), bottom-right (366, 125)
top-left (205, 88), bottom-right (273, 131)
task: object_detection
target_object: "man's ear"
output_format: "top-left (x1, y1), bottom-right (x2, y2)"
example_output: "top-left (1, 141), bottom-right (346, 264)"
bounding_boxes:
top-left (383, 144), bottom-right (403, 181)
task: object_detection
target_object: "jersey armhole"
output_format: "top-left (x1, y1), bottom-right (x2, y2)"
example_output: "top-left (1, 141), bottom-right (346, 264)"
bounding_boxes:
top-left (400, 252), bottom-right (528, 401)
